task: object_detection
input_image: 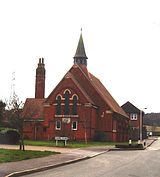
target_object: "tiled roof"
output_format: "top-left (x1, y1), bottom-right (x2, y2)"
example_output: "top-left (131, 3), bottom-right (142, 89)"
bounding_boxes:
top-left (89, 73), bottom-right (128, 118)
top-left (22, 98), bottom-right (45, 119)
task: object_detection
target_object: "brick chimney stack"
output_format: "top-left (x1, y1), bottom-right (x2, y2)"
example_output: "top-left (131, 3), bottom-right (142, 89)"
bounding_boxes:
top-left (35, 58), bottom-right (45, 99)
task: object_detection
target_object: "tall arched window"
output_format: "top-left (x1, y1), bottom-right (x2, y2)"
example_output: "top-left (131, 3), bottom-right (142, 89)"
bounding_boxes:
top-left (64, 91), bottom-right (70, 115)
top-left (72, 95), bottom-right (78, 115)
top-left (56, 95), bottom-right (61, 115)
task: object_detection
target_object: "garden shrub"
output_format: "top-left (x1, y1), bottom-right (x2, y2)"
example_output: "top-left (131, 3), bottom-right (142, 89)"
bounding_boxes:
top-left (0, 128), bottom-right (20, 144)
top-left (94, 131), bottom-right (108, 142)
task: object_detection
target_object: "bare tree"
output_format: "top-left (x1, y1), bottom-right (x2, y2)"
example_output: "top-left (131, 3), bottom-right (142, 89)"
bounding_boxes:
top-left (7, 95), bottom-right (25, 150)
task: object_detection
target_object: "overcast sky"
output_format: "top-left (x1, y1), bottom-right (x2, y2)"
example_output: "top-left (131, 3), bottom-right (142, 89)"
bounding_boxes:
top-left (0, 0), bottom-right (160, 113)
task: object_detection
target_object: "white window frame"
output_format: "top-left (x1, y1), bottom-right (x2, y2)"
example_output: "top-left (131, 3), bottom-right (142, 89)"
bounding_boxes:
top-left (55, 120), bottom-right (61, 130)
top-left (72, 121), bottom-right (77, 130)
top-left (130, 113), bottom-right (138, 120)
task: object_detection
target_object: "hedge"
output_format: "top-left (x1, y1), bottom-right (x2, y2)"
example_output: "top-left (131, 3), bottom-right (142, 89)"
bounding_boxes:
top-left (0, 128), bottom-right (20, 144)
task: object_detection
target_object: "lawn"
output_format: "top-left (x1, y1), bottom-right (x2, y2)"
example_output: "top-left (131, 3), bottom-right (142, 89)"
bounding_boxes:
top-left (24, 140), bottom-right (116, 148)
top-left (0, 148), bottom-right (59, 163)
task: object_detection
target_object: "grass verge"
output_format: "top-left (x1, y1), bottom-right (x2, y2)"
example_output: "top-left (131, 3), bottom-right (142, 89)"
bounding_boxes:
top-left (0, 148), bottom-right (59, 163)
top-left (24, 140), bottom-right (116, 148)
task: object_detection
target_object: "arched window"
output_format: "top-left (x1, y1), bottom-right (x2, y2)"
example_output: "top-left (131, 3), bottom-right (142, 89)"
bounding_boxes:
top-left (56, 95), bottom-right (61, 115)
top-left (64, 91), bottom-right (70, 115)
top-left (72, 121), bottom-right (77, 130)
top-left (55, 120), bottom-right (61, 130)
top-left (72, 95), bottom-right (78, 115)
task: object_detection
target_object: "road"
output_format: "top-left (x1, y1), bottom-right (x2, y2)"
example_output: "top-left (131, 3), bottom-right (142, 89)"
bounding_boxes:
top-left (23, 138), bottom-right (160, 177)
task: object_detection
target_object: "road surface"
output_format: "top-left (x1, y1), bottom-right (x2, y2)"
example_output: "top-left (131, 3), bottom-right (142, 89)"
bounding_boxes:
top-left (23, 138), bottom-right (160, 177)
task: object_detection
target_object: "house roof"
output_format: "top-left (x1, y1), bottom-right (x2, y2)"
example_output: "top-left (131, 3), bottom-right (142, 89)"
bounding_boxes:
top-left (22, 98), bottom-right (45, 119)
top-left (121, 101), bottom-right (140, 114)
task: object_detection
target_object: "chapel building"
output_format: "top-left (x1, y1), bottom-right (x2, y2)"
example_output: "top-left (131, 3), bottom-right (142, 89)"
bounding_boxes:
top-left (23, 33), bottom-right (129, 142)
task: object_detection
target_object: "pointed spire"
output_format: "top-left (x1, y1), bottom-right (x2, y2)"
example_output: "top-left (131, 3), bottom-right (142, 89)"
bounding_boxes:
top-left (74, 30), bottom-right (88, 66)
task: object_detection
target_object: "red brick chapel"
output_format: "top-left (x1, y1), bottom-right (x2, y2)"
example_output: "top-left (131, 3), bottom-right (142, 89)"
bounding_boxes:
top-left (23, 33), bottom-right (129, 142)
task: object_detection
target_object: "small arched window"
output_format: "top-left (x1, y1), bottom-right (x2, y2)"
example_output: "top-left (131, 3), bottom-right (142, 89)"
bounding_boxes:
top-left (56, 95), bottom-right (61, 115)
top-left (72, 95), bottom-right (78, 115)
top-left (64, 91), bottom-right (70, 115)
top-left (55, 120), bottom-right (61, 130)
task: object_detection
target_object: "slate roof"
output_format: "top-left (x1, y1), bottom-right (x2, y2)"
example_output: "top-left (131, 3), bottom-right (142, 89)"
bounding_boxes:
top-left (74, 32), bottom-right (88, 59)
top-left (121, 101), bottom-right (140, 114)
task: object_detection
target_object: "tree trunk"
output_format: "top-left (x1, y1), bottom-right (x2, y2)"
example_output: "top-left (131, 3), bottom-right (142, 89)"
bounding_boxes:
top-left (85, 130), bottom-right (87, 144)
top-left (19, 128), bottom-right (25, 151)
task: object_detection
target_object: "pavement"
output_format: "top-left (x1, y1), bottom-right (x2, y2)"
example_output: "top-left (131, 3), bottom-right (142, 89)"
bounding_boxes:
top-left (0, 138), bottom-right (156, 177)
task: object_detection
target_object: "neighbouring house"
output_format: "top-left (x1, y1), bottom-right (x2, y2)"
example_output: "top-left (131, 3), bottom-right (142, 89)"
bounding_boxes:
top-left (121, 101), bottom-right (147, 140)
top-left (23, 32), bottom-right (129, 142)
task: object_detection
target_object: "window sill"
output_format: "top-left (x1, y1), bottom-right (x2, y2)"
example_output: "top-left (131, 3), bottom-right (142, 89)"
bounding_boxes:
top-left (55, 115), bottom-right (79, 118)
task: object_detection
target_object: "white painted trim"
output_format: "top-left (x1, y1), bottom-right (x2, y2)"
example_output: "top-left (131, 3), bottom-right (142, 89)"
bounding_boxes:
top-left (56, 94), bottom-right (63, 100)
top-left (55, 120), bottom-right (61, 130)
top-left (71, 94), bottom-right (79, 100)
top-left (63, 89), bottom-right (71, 94)
top-left (72, 121), bottom-right (78, 130)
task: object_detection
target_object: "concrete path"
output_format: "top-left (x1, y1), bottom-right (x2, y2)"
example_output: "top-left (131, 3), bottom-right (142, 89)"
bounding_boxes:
top-left (0, 138), bottom-right (156, 177)
top-left (0, 145), bottom-right (111, 177)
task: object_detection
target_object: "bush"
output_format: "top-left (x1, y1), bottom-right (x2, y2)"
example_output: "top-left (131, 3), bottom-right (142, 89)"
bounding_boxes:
top-left (115, 143), bottom-right (144, 149)
top-left (0, 128), bottom-right (20, 144)
top-left (94, 131), bottom-right (108, 142)
top-left (6, 130), bottom-right (20, 144)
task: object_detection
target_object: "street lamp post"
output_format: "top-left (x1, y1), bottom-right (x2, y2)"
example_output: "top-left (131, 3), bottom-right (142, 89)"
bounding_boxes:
top-left (139, 108), bottom-right (147, 142)
top-left (139, 110), bottom-right (143, 141)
